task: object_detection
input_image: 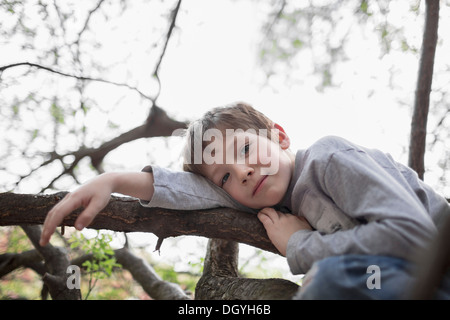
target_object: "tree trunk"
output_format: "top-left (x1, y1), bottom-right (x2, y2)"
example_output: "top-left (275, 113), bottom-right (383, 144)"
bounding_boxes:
top-left (408, 0), bottom-right (439, 180)
top-left (195, 239), bottom-right (299, 300)
top-left (407, 0), bottom-right (449, 299)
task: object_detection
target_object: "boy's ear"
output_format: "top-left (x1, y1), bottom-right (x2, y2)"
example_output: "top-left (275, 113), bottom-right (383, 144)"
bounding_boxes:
top-left (273, 123), bottom-right (290, 150)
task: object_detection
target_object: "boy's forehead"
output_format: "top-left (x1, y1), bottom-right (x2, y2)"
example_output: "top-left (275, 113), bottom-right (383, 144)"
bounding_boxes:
top-left (210, 130), bottom-right (252, 153)
top-left (204, 131), bottom-right (238, 160)
top-left (201, 130), bottom-right (253, 170)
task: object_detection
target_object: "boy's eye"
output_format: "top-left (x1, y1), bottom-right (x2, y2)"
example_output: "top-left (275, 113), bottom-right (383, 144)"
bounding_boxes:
top-left (240, 143), bottom-right (250, 156)
top-left (221, 173), bottom-right (230, 186)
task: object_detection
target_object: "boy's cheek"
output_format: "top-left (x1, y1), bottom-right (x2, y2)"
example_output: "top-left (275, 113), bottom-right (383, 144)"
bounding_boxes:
top-left (259, 152), bottom-right (280, 176)
top-left (260, 160), bottom-right (279, 176)
top-left (258, 145), bottom-right (280, 176)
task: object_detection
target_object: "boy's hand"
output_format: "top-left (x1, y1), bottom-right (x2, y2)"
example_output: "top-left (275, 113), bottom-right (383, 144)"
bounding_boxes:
top-left (39, 171), bottom-right (154, 247)
top-left (257, 207), bottom-right (312, 256)
top-left (39, 174), bottom-right (114, 247)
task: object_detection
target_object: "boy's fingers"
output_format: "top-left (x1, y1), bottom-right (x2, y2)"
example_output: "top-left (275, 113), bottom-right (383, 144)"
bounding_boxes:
top-left (39, 194), bottom-right (82, 246)
top-left (74, 207), bottom-right (96, 231)
top-left (40, 210), bottom-right (67, 246)
top-left (74, 197), bottom-right (107, 231)
top-left (39, 192), bottom-right (108, 246)
top-left (257, 212), bottom-right (272, 225)
top-left (259, 207), bottom-right (279, 220)
top-left (40, 211), bottom-right (62, 246)
top-left (257, 209), bottom-right (278, 225)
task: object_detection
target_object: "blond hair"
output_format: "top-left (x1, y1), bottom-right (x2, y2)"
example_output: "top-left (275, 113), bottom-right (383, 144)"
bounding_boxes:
top-left (182, 102), bottom-right (274, 176)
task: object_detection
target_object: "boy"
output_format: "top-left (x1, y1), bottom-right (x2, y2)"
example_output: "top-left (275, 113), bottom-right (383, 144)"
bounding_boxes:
top-left (40, 102), bottom-right (450, 299)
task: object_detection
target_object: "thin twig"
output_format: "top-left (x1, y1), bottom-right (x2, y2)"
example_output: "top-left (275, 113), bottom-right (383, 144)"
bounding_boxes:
top-left (151, 0), bottom-right (183, 101)
top-left (0, 62), bottom-right (153, 100)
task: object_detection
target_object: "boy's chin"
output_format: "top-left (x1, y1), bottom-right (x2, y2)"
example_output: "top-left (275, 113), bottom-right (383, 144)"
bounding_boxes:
top-left (247, 200), bottom-right (279, 210)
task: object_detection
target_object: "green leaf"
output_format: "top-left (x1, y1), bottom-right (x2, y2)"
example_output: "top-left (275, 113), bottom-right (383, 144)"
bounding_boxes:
top-left (360, 0), bottom-right (371, 16)
top-left (292, 38), bottom-right (303, 49)
top-left (401, 39), bottom-right (409, 52)
top-left (12, 105), bottom-right (19, 115)
top-left (82, 260), bottom-right (92, 270)
top-left (50, 102), bottom-right (65, 124)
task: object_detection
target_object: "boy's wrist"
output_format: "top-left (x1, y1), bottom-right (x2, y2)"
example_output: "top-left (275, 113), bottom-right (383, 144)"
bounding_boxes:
top-left (105, 171), bottom-right (154, 201)
top-left (96, 172), bottom-right (121, 193)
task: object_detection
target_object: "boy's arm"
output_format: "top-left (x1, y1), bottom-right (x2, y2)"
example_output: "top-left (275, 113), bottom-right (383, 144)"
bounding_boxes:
top-left (286, 146), bottom-right (438, 274)
top-left (141, 165), bottom-right (254, 212)
top-left (40, 171), bottom-right (154, 246)
top-left (40, 166), bottom-right (253, 246)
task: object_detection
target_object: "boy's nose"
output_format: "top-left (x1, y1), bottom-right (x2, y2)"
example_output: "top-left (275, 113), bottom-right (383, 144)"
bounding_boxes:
top-left (238, 166), bottom-right (254, 184)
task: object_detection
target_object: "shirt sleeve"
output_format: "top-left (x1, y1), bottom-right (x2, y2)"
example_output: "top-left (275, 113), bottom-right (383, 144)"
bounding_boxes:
top-left (139, 165), bottom-right (253, 212)
top-left (286, 147), bottom-right (438, 274)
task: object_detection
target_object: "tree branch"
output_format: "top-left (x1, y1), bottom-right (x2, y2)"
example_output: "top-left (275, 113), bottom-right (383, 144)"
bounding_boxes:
top-left (15, 104), bottom-right (187, 191)
top-left (0, 62), bottom-right (153, 101)
top-left (408, 0), bottom-right (440, 179)
top-left (114, 247), bottom-right (191, 300)
top-left (73, 0), bottom-right (106, 46)
top-left (21, 225), bottom-right (81, 300)
top-left (0, 250), bottom-right (45, 278)
top-left (70, 247), bottom-right (191, 299)
top-left (89, 105), bottom-right (188, 170)
top-left (0, 192), bottom-right (278, 254)
top-left (151, 0), bottom-right (183, 101)
top-left (195, 239), bottom-right (299, 300)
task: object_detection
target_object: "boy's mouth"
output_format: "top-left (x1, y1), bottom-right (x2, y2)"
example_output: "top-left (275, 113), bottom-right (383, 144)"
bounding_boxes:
top-left (253, 175), bottom-right (268, 196)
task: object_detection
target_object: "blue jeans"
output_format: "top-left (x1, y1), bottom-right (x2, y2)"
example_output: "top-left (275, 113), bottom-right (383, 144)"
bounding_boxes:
top-left (295, 255), bottom-right (450, 300)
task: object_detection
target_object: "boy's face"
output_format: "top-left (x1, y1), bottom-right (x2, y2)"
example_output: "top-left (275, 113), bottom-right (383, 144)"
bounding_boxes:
top-left (201, 126), bottom-right (294, 209)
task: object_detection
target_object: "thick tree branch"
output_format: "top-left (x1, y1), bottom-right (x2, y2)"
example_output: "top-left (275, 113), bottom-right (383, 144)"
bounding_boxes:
top-left (0, 249), bottom-right (45, 278)
top-left (21, 225), bottom-right (81, 300)
top-left (89, 105), bottom-right (188, 169)
top-left (195, 239), bottom-right (299, 300)
top-left (114, 247), bottom-right (191, 300)
top-left (0, 192), bottom-right (278, 254)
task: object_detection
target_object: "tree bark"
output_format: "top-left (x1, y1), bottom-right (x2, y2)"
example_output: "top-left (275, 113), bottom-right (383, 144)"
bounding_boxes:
top-left (21, 225), bottom-right (81, 300)
top-left (0, 249), bottom-right (45, 278)
top-left (408, 0), bottom-right (440, 180)
top-left (0, 192), bottom-right (278, 254)
top-left (89, 105), bottom-right (187, 169)
top-left (195, 239), bottom-right (299, 300)
top-left (114, 247), bottom-right (191, 300)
